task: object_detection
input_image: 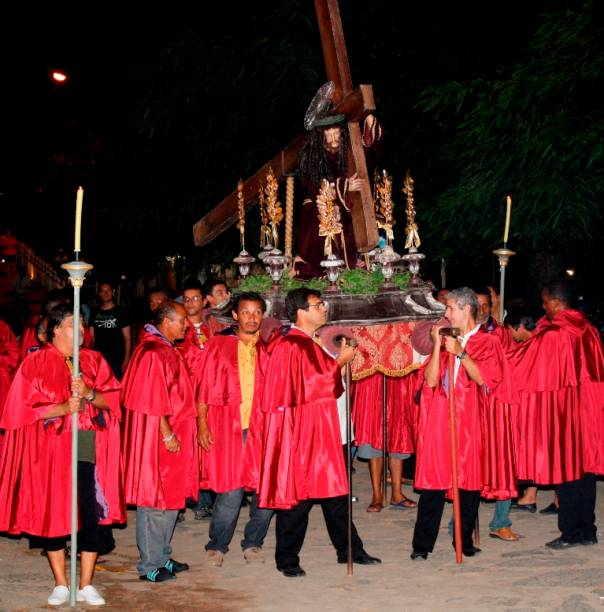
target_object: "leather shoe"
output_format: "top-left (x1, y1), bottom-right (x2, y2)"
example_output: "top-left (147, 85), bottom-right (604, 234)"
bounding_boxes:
top-left (337, 550), bottom-right (382, 565)
top-left (581, 536), bottom-right (598, 546)
top-left (545, 537), bottom-right (581, 550)
top-left (453, 543), bottom-right (481, 557)
top-left (539, 502), bottom-right (559, 515)
top-left (410, 550), bottom-right (428, 560)
top-left (489, 527), bottom-right (520, 541)
top-left (510, 501), bottom-right (537, 513)
top-left (279, 564), bottom-right (306, 578)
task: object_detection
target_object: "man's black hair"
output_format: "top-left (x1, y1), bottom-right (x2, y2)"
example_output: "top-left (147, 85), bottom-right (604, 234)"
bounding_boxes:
top-left (285, 288), bottom-right (322, 323)
top-left (201, 278), bottom-right (228, 297)
top-left (505, 310), bottom-right (537, 331)
top-left (232, 292), bottom-right (266, 314)
top-left (47, 303), bottom-right (82, 343)
top-left (182, 277), bottom-right (203, 292)
top-left (151, 301), bottom-right (181, 327)
top-left (543, 280), bottom-right (574, 306)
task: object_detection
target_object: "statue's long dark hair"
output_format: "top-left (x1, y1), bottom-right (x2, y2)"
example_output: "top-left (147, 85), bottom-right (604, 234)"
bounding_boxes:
top-left (297, 126), bottom-right (349, 186)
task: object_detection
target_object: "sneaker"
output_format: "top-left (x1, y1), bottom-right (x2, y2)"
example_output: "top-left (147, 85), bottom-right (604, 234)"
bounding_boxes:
top-left (243, 547), bottom-right (264, 564)
top-left (194, 506), bottom-right (213, 520)
top-left (165, 558), bottom-right (190, 574)
top-left (206, 549), bottom-right (224, 567)
top-left (139, 567), bottom-right (175, 582)
top-left (48, 585), bottom-right (70, 606)
top-left (77, 585), bottom-right (106, 606)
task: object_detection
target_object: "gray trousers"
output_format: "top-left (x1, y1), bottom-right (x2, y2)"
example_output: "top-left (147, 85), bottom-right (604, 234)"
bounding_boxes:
top-left (136, 506), bottom-right (178, 575)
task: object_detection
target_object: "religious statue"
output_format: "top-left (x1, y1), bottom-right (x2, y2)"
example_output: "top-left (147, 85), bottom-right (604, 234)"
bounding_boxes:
top-left (293, 82), bottom-right (383, 279)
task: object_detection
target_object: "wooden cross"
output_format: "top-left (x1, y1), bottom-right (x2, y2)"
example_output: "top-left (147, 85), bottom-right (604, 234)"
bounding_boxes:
top-left (193, 0), bottom-right (379, 253)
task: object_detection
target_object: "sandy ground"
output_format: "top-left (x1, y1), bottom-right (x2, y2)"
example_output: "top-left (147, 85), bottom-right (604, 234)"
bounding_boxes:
top-left (1, 469), bottom-right (603, 612)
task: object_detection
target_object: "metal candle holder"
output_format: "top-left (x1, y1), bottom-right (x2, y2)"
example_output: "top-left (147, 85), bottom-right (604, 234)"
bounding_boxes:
top-left (233, 249), bottom-right (255, 279)
top-left (264, 247), bottom-right (288, 291)
top-left (402, 249), bottom-right (426, 287)
top-left (61, 258), bottom-right (93, 607)
top-left (375, 245), bottom-right (401, 289)
top-left (320, 253), bottom-right (344, 292)
top-left (493, 247), bottom-right (516, 321)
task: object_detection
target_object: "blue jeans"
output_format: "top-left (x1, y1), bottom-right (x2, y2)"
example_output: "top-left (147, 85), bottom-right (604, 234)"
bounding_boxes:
top-left (136, 507), bottom-right (178, 575)
top-left (194, 489), bottom-right (214, 511)
top-left (448, 499), bottom-right (513, 534)
top-left (206, 489), bottom-right (273, 554)
top-left (489, 499), bottom-right (512, 530)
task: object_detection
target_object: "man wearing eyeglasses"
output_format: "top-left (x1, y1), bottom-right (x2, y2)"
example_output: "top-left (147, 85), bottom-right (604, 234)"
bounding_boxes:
top-left (180, 278), bottom-right (210, 375)
top-left (255, 288), bottom-right (381, 577)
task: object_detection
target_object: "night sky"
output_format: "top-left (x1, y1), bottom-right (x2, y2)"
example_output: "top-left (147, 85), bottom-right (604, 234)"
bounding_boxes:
top-left (2, 1), bottom-right (596, 301)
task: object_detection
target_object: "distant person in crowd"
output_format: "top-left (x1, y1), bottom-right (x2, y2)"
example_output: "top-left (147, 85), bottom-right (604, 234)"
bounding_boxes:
top-left (89, 282), bottom-right (132, 379)
top-left (201, 279), bottom-right (230, 337)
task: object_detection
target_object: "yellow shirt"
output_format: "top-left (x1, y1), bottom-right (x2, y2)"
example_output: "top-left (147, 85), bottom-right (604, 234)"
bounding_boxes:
top-left (238, 336), bottom-right (258, 429)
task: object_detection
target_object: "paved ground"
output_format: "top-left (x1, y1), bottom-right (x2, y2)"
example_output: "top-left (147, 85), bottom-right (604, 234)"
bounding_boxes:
top-left (1, 468), bottom-right (603, 611)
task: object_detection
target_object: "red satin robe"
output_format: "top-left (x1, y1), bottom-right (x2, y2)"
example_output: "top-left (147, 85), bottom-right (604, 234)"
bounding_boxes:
top-left (415, 331), bottom-right (517, 498)
top-left (0, 319), bottom-right (20, 422)
top-left (507, 310), bottom-right (604, 483)
top-left (195, 330), bottom-right (266, 493)
top-left (121, 328), bottom-right (199, 510)
top-left (179, 320), bottom-right (210, 376)
top-left (0, 345), bottom-right (124, 537)
top-left (255, 328), bottom-right (348, 509)
top-left (352, 373), bottom-right (416, 454)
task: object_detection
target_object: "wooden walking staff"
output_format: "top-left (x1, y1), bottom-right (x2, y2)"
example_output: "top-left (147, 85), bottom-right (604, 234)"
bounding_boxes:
top-left (62, 187), bottom-right (94, 607)
top-left (382, 373), bottom-right (388, 507)
top-left (344, 339), bottom-right (358, 576)
top-left (447, 351), bottom-right (463, 564)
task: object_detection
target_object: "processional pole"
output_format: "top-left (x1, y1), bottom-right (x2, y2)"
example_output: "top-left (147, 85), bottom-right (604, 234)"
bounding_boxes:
top-left (62, 187), bottom-right (94, 607)
top-left (448, 351), bottom-right (463, 564)
top-left (493, 195), bottom-right (515, 323)
top-left (344, 344), bottom-right (356, 577)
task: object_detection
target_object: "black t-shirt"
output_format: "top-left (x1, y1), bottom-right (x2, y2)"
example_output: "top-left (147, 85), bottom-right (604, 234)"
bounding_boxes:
top-left (91, 305), bottom-right (129, 363)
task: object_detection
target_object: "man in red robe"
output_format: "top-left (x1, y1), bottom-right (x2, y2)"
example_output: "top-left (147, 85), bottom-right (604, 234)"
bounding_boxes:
top-left (0, 317), bottom-right (20, 423)
top-left (507, 280), bottom-right (604, 548)
top-left (256, 288), bottom-right (381, 577)
top-left (411, 287), bottom-right (517, 560)
top-left (121, 302), bottom-right (199, 582)
top-left (0, 303), bottom-right (123, 606)
top-left (180, 278), bottom-right (210, 375)
top-left (196, 291), bottom-right (273, 566)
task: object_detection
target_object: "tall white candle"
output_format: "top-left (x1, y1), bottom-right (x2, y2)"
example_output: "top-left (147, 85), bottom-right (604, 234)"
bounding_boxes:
top-left (75, 187), bottom-right (83, 252)
top-left (503, 195), bottom-right (512, 244)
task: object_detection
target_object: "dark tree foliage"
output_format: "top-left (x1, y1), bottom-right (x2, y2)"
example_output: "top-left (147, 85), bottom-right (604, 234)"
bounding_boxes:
top-left (416, 1), bottom-right (603, 266)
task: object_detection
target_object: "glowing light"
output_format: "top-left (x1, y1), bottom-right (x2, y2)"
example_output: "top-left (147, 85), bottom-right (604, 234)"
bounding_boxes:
top-left (565, 268), bottom-right (575, 277)
top-left (51, 70), bottom-right (68, 83)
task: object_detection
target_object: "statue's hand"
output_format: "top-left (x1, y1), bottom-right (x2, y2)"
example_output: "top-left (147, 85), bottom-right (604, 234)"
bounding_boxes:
top-left (348, 173), bottom-right (366, 192)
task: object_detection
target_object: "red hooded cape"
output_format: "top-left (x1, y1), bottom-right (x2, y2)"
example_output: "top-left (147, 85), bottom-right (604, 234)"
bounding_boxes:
top-left (121, 326), bottom-right (199, 510)
top-left (195, 329), bottom-right (267, 493)
top-left (352, 373), bottom-right (416, 454)
top-left (414, 330), bottom-right (517, 499)
top-left (0, 345), bottom-right (124, 537)
top-left (255, 328), bottom-right (348, 509)
top-left (507, 310), bottom-right (604, 483)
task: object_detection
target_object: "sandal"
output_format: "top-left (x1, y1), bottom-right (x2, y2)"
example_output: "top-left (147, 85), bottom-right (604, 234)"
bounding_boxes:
top-left (366, 503), bottom-right (383, 513)
top-left (389, 497), bottom-right (417, 509)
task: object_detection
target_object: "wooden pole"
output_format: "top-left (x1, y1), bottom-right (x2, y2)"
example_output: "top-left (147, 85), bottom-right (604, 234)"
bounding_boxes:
top-left (382, 373), bottom-right (388, 506)
top-left (448, 353), bottom-right (463, 564)
top-left (345, 360), bottom-right (353, 576)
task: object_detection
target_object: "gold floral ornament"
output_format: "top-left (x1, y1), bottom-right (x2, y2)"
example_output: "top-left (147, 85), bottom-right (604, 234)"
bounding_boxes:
top-left (258, 183), bottom-right (271, 249)
top-left (316, 179), bottom-right (343, 257)
top-left (236, 179), bottom-right (246, 250)
top-left (264, 167), bottom-right (283, 250)
top-left (375, 169), bottom-right (395, 244)
top-left (403, 170), bottom-right (421, 250)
